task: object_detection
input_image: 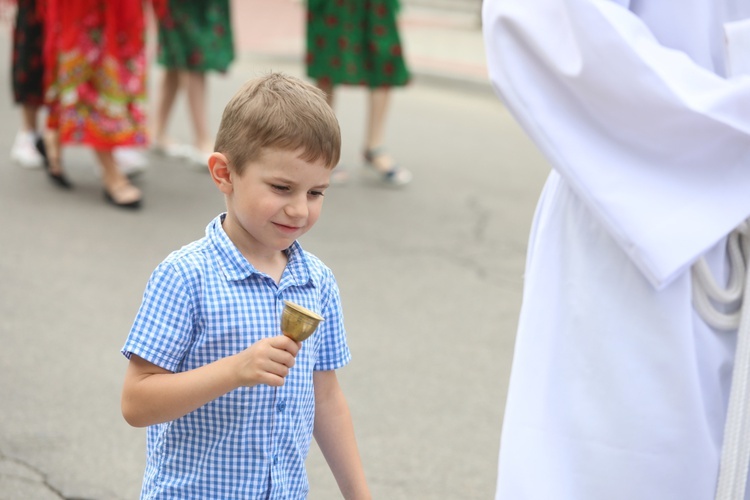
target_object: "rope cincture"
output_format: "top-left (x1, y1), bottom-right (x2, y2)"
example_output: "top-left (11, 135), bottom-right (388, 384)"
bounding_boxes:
top-left (692, 221), bottom-right (750, 500)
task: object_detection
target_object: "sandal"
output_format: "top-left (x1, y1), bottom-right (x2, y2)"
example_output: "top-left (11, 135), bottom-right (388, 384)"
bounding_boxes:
top-left (363, 147), bottom-right (412, 186)
top-left (103, 179), bottom-right (142, 209)
top-left (36, 137), bottom-right (72, 189)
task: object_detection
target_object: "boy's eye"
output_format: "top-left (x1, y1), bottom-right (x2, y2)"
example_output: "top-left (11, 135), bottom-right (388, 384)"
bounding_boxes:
top-left (309, 190), bottom-right (325, 197)
top-left (271, 184), bottom-right (289, 192)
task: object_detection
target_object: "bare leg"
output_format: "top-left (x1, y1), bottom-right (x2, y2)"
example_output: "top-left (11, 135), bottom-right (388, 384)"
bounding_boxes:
top-left (365, 87), bottom-right (389, 152)
top-left (34, 128), bottom-right (72, 188)
top-left (316, 80), bottom-right (348, 183)
top-left (364, 87), bottom-right (395, 172)
top-left (317, 80), bottom-right (335, 107)
top-left (153, 69), bottom-right (180, 148)
top-left (21, 103), bottom-right (40, 133)
top-left (96, 149), bottom-right (142, 207)
top-left (362, 87), bottom-right (412, 185)
top-left (185, 70), bottom-right (213, 153)
top-left (43, 129), bottom-right (63, 176)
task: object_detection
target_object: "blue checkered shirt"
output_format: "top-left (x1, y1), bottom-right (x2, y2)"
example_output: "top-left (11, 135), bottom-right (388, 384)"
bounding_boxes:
top-left (122, 214), bottom-right (351, 499)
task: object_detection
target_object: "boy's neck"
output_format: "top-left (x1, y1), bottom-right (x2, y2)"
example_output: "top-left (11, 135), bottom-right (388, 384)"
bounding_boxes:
top-left (221, 214), bottom-right (290, 284)
top-left (246, 251), bottom-right (288, 284)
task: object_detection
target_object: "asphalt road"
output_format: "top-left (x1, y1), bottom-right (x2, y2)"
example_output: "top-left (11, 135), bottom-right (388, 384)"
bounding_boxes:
top-left (0, 43), bottom-right (550, 500)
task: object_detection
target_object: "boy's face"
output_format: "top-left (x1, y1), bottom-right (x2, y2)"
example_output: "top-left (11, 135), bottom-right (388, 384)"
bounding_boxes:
top-left (220, 148), bottom-right (331, 258)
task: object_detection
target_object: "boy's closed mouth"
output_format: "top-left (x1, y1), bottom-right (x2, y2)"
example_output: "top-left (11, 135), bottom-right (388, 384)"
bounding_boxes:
top-left (274, 223), bottom-right (303, 232)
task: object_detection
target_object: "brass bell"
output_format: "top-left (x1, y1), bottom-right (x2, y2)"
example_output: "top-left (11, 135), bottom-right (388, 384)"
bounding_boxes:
top-left (281, 300), bottom-right (324, 342)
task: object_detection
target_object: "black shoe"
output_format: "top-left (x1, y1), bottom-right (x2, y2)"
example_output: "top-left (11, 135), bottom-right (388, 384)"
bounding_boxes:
top-left (34, 135), bottom-right (48, 162)
top-left (36, 137), bottom-right (72, 189)
top-left (103, 187), bottom-right (142, 210)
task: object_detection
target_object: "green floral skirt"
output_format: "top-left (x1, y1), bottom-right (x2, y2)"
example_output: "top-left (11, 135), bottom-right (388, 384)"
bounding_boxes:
top-left (306, 0), bottom-right (410, 88)
top-left (157, 0), bottom-right (234, 72)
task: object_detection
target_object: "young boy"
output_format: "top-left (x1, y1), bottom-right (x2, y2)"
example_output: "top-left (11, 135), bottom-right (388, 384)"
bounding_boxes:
top-left (121, 73), bottom-right (371, 499)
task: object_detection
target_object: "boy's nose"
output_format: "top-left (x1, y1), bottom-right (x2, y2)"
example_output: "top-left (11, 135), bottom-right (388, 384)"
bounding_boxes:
top-left (284, 195), bottom-right (309, 219)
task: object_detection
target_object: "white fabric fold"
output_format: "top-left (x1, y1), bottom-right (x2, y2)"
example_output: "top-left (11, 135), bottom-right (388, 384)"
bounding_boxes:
top-left (724, 19), bottom-right (750, 78)
top-left (485, 1), bottom-right (750, 499)
top-left (484, 0), bottom-right (750, 288)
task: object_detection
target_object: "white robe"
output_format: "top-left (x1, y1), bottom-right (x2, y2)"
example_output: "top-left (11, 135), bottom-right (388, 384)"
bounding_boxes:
top-left (483, 1), bottom-right (750, 498)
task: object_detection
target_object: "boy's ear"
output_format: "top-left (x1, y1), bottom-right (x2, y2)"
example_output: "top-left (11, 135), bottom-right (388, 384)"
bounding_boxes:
top-left (208, 152), bottom-right (233, 194)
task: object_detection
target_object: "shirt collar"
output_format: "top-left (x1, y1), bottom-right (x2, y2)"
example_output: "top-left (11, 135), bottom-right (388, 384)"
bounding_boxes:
top-left (208, 214), bottom-right (312, 286)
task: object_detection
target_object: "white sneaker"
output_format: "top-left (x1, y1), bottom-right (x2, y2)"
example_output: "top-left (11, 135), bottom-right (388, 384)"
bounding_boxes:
top-left (11, 131), bottom-right (44, 169)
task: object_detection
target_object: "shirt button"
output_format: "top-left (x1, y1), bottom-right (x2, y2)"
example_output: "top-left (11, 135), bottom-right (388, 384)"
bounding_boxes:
top-left (277, 400), bottom-right (286, 412)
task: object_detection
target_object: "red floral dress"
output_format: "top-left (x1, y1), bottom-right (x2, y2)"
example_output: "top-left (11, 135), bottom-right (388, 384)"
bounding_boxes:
top-left (41, 0), bottom-right (147, 149)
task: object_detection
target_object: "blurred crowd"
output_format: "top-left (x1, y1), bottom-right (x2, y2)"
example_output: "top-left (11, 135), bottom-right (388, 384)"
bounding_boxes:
top-left (7, 0), bottom-right (235, 209)
top-left (7, 0), bottom-right (413, 211)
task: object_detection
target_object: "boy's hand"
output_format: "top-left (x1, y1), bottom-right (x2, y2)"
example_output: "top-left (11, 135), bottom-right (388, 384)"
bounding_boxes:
top-left (234, 335), bottom-right (301, 388)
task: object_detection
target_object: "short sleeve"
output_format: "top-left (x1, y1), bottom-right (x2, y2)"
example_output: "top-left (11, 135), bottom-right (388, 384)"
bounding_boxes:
top-left (121, 262), bottom-right (196, 372)
top-left (312, 268), bottom-right (351, 371)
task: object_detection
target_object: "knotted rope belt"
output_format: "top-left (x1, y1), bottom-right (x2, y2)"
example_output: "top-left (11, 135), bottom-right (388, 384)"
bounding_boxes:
top-left (692, 221), bottom-right (750, 500)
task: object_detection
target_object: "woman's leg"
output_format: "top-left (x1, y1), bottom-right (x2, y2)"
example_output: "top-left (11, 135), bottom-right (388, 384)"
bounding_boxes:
top-left (21, 103), bottom-right (40, 133)
top-left (316, 80), bottom-right (349, 183)
top-left (11, 0), bottom-right (45, 168)
top-left (317, 79), bottom-right (336, 107)
top-left (152, 69), bottom-right (180, 148)
top-left (365, 87), bottom-right (390, 154)
top-left (36, 128), bottom-right (72, 188)
top-left (11, 103), bottom-right (44, 168)
top-left (185, 70), bottom-right (212, 154)
top-left (363, 87), bottom-right (411, 185)
top-left (96, 149), bottom-right (142, 208)
top-left (42, 129), bottom-right (63, 176)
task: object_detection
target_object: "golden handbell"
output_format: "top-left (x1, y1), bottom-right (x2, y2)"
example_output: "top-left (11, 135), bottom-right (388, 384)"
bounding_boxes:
top-left (281, 300), bottom-right (324, 342)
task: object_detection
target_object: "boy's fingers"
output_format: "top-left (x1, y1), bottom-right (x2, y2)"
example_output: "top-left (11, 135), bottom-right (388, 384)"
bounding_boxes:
top-left (270, 335), bottom-right (302, 356)
top-left (263, 373), bottom-right (286, 387)
top-left (264, 344), bottom-right (296, 369)
top-left (265, 361), bottom-right (290, 378)
top-left (273, 351), bottom-right (296, 369)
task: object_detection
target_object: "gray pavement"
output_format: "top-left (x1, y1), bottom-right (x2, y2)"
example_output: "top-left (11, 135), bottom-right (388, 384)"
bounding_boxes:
top-left (0, 3), bottom-right (551, 499)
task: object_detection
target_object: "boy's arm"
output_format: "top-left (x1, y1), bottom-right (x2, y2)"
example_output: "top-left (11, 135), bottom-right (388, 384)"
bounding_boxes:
top-left (313, 370), bottom-right (371, 500)
top-left (121, 335), bottom-right (300, 427)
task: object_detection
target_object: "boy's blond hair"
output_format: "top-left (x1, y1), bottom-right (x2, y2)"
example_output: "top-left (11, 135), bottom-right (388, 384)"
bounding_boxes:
top-left (214, 73), bottom-right (341, 173)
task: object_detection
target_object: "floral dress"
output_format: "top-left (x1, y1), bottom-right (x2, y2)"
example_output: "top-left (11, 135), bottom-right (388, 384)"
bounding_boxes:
top-left (157, 0), bottom-right (234, 72)
top-left (306, 0), bottom-right (410, 88)
top-left (42, 0), bottom-right (147, 148)
top-left (11, 0), bottom-right (44, 106)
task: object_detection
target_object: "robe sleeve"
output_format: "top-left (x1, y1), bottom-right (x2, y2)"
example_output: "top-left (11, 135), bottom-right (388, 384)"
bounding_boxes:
top-left (482, 0), bottom-right (750, 288)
